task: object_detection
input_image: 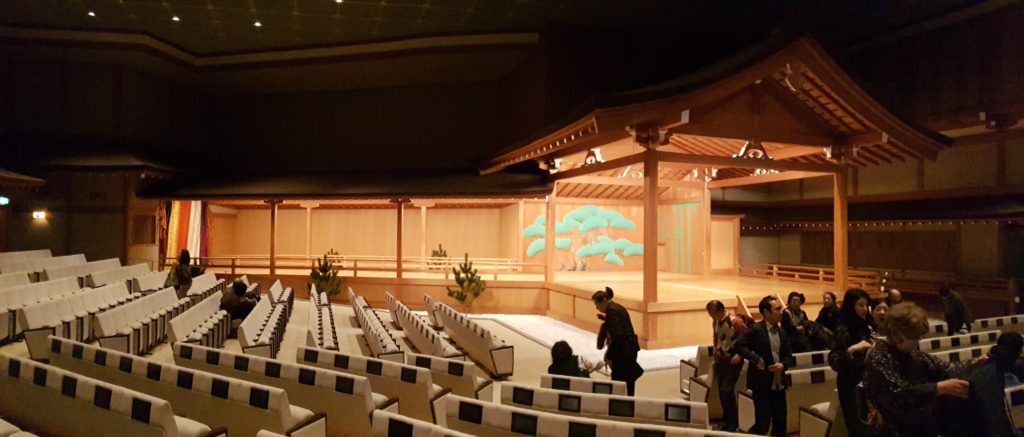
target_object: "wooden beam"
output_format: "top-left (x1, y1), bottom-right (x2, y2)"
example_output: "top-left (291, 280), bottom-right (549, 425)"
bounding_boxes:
top-left (833, 169), bottom-right (849, 292)
top-left (669, 122), bottom-right (836, 147)
top-left (839, 131), bottom-right (888, 147)
top-left (657, 151), bottom-right (841, 173)
top-left (420, 206), bottom-right (428, 269)
top-left (950, 128), bottom-right (1024, 148)
top-left (770, 145), bottom-right (825, 160)
top-left (550, 153), bottom-right (646, 181)
top-left (395, 199), bottom-right (405, 280)
top-left (643, 147), bottom-right (659, 305)
top-left (708, 171), bottom-right (831, 188)
top-left (559, 175), bottom-right (705, 189)
top-left (555, 196), bottom-right (643, 206)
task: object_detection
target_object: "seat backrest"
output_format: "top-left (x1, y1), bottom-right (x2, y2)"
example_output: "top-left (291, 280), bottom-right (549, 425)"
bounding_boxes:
top-left (50, 336), bottom-right (304, 436)
top-left (239, 298), bottom-right (273, 347)
top-left (2, 277), bottom-right (81, 309)
top-left (371, 410), bottom-right (473, 437)
top-left (90, 264), bottom-right (152, 288)
top-left (540, 374), bottom-right (628, 396)
top-left (1, 254), bottom-right (85, 275)
top-left (975, 315), bottom-right (1024, 333)
top-left (1006, 383), bottom-right (1024, 430)
top-left (0, 271), bottom-right (33, 289)
top-left (175, 342), bottom-right (380, 436)
top-left (792, 350), bottom-right (829, 369)
top-left (0, 249), bottom-right (51, 264)
top-left (46, 258), bottom-right (120, 281)
top-left (135, 271), bottom-right (170, 293)
top-left (501, 382), bottom-right (709, 428)
top-left (269, 279), bottom-right (283, 294)
top-left (930, 344), bottom-right (992, 363)
top-left (918, 330), bottom-right (1001, 352)
top-left (0, 353), bottom-right (184, 437)
top-left (169, 293), bottom-right (221, 344)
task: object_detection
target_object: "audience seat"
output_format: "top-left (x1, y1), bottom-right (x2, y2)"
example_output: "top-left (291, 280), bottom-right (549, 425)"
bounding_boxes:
top-left (737, 366), bottom-right (838, 434)
top-left (422, 294), bottom-right (443, 329)
top-left (349, 289), bottom-right (404, 362)
top-left (0, 353), bottom-right (224, 437)
top-left (974, 315), bottom-right (1024, 334)
top-left (167, 293), bottom-right (230, 349)
top-left (88, 264), bottom-right (152, 289)
top-left (501, 382), bottom-right (711, 429)
top-left (49, 336), bottom-right (326, 437)
top-left (792, 350), bottom-right (830, 370)
top-left (370, 410), bottom-right (472, 437)
top-left (435, 302), bottom-right (514, 378)
top-left (185, 273), bottom-right (226, 304)
top-left (94, 287), bottom-right (192, 355)
top-left (433, 393), bottom-right (750, 437)
top-left (678, 345), bottom-right (714, 394)
top-left (305, 296), bottom-right (338, 351)
top-left (19, 282), bottom-right (143, 359)
top-left (174, 342), bottom-right (397, 437)
top-left (43, 258), bottom-right (120, 287)
top-left (917, 330), bottom-right (1000, 353)
top-left (298, 346), bottom-right (449, 422)
top-left (0, 250), bottom-right (52, 266)
top-left (388, 292), bottom-right (462, 359)
top-left (0, 271), bottom-right (32, 289)
top-left (540, 374), bottom-right (627, 396)
top-left (239, 297), bottom-right (288, 358)
top-left (1, 254), bottom-right (86, 282)
top-left (1, 277), bottom-right (82, 343)
top-left (930, 343), bottom-right (992, 363)
top-left (407, 352), bottom-right (493, 400)
top-left (268, 280), bottom-right (295, 318)
top-left (134, 271), bottom-right (171, 294)
top-left (798, 389), bottom-right (845, 437)
top-left (923, 320), bottom-right (950, 338)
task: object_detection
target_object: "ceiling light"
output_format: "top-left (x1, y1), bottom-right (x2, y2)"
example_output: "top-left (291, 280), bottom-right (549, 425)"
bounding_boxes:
top-left (254, 21), bottom-right (262, 27)
top-left (0, 196), bottom-right (9, 206)
top-left (172, 16), bottom-right (180, 22)
top-left (87, 11), bottom-right (96, 17)
top-left (32, 210), bottom-right (47, 220)
top-left (336, 0), bottom-right (343, 3)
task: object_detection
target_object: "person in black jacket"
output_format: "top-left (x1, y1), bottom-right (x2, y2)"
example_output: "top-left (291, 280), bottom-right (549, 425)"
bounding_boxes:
top-left (734, 295), bottom-right (796, 436)
top-left (828, 288), bottom-right (874, 437)
top-left (816, 291), bottom-right (841, 335)
top-left (548, 341), bottom-right (588, 378)
top-left (782, 292), bottom-right (812, 352)
top-left (593, 287), bottom-right (643, 395)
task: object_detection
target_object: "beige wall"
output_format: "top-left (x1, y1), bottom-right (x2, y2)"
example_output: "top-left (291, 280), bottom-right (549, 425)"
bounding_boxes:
top-left (779, 233), bottom-right (802, 265)
top-left (497, 204), bottom-right (520, 260)
top-left (924, 142), bottom-right (998, 191)
top-left (710, 219), bottom-right (737, 271)
top-left (740, 236), bottom-right (781, 264)
top-left (235, 209), bottom-right (271, 254)
top-left (425, 208), bottom-right (502, 259)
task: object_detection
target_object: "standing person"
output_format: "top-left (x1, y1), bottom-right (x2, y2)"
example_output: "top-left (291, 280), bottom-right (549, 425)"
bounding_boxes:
top-left (816, 291), bottom-right (842, 336)
top-left (706, 300), bottom-right (748, 432)
top-left (734, 295), bottom-right (795, 436)
top-left (863, 302), bottom-right (980, 437)
top-left (593, 287), bottom-right (643, 395)
top-left (939, 287), bottom-right (973, 333)
top-left (782, 292), bottom-right (812, 352)
top-left (828, 289), bottom-right (874, 437)
top-left (168, 249), bottom-right (194, 298)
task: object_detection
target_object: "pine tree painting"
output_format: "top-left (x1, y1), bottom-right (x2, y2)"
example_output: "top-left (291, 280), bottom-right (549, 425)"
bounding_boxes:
top-left (524, 205), bottom-right (643, 271)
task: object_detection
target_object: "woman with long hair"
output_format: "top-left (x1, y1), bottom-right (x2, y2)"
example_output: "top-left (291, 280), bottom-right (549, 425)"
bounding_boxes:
top-left (593, 287), bottom-right (643, 395)
top-left (828, 288), bottom-right (874, 437)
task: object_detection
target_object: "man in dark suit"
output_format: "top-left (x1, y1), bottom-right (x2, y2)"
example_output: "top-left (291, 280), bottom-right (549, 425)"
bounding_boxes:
top-left (734, 295), bottom-right (795, 436)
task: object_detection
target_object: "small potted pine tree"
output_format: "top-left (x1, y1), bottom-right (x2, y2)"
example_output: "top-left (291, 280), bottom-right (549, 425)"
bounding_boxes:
top-left (310, 249), bottom-right (342, 299)
top-left (447, 253), bottom-right (486, 309)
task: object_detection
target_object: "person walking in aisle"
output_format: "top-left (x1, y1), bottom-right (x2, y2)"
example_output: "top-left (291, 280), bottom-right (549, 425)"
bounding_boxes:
top-left (734, 295), bottom-right (795, 436)
top-left (706, 300), bottom-right (748, 432)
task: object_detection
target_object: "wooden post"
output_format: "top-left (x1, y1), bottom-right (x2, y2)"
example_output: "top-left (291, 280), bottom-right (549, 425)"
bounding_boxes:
top-left (420, 206), bottom-right (427, 270)
top-left (833, 168), bottom-right (849, 292)
top-left (517, 200), bottom-right (525, 266)
top-left (702, 184), bottom-right (712, 277)
top-left (266, 200), bottom-right (280, 276)
top-left (393, 199), bottom-right (406, 279)
top-left (643, 146), bottom-right (659, 304)
top-left (544, 185), bottom-right (557, 283)
top-left (298, 201), bottom-right (318, 259)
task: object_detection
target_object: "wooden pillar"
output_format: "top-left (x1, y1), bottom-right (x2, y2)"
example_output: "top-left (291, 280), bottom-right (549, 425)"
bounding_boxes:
top-left (643, 146), bottom-right (659, 304)
top-left (393, 199), bottom-right (407, 279)
top-left (544, 185), bottom-right (557, 283)
top-left (267, 200), bottom-right (281, 276)
top-left (299, 201), bottom-right (318, 258)
top-left (420, 206), bottom-right (427, 270)
top-left (517, 200), bottom-right (525, 265)
top-left (833, 168), bottom-right (849, 292)
top-left (702, 183), bottom-right (712, 277)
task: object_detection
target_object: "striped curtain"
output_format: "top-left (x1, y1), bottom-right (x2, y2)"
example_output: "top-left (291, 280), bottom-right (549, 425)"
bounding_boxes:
top-left (165, 200), bottom-right (205, 261)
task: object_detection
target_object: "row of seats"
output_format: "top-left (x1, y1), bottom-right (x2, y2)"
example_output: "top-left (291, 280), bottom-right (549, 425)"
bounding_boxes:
top-left (434, 301), bottom-right (514, 378)
top-left (1, 277), bottom-right (83, 343)
top-left (20, 282), bottom-right (142, 359)
top-left (306, 295), bottom-right (339, 350)
top-left (502, 382), bottom-right (710, 429)
top-left (349, 289), bottom-right (404, 362)
top-left (918, 329), bottom-right (1000, 352)
top-left (43, 258), bottom-right (120, 287)
top-left (239, 297), bottom-right (288, 358)
top-left (90, 264), bottom-right (152, 289)
top-left (298, 346), bottom-right (448, 422)
top-left (268, 280), bottom-right (294, 318)
top-left (174, 342), bottom-right (397, 437)
top-left (386, 292), bottom-right (462, 359)
top-left (168, 293), bottom-right (230, 348)
top-left (542, 374), bottom-right (627, 396)
top-left (0, 271), bottom-right (31, 289)
top-left (95, 287), bottom-right (193, 356)
top-left (309, 283), bottom-right (330, 307)
top-left (0, 353), bottom-right (221, 437)
top-left (406, 352), bottom-right (493, 400)
top-left (135, 271), bottom-right (171, 294)
top-left (433, 393), bottom-right (749, 437)
top-left (736, 366), bottom-right (838, 434)
top-left (0, 249), bottom-right (51, 265)
top-left (184, 273), bottom-right (226, 304)
top-left (422, 294), bottom-right (443, 329)
top-left (370, 410), bottom-right (471, 437)
top-left (49, 336), bottom-right (327, 436)
top-left (1, 254), bottom-right (87, 281)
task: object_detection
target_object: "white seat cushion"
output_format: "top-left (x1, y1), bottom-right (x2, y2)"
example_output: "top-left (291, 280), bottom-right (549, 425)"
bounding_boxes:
top-left (0, 419), bottom-right (20, 437)
top-left (174, 416), bottom-right (214, 437)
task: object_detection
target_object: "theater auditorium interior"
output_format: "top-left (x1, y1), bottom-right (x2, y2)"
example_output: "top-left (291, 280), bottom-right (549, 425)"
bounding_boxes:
top-left (1, 1), bottom-right (1023, 436)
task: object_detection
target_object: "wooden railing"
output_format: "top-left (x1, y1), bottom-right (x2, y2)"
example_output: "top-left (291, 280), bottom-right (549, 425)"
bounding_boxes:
top-left (161, 254), bottom-right (543, 281)
top-left (738, 263), bottom-right (882, 293)
top-left (873, 269), bottom-right (1018, 318)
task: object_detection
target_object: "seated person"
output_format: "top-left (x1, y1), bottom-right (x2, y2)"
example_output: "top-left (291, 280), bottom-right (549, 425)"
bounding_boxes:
top-left (548, 340), bottom-right (603, 377)
top-left (221, 280), bottom-right (258, 328)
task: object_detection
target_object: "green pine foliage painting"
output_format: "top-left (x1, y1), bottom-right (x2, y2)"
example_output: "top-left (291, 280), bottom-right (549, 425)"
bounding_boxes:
top-left (524, 205), bottom-right (642, 271)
